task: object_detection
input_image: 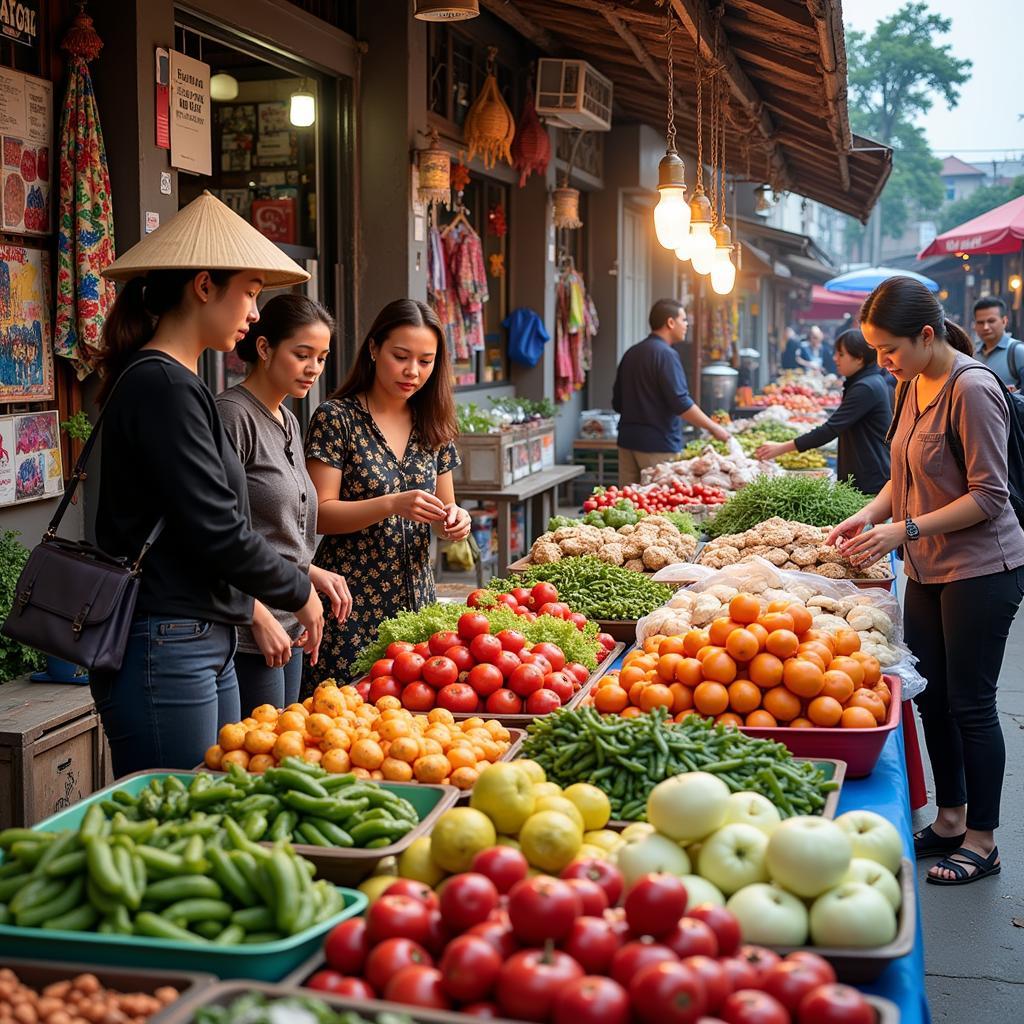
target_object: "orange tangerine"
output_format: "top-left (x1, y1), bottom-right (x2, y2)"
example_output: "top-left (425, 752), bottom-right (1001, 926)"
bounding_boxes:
top-left (765, 629), bottom-right (799, 659)
top-left (786, 604), bottom-right (813, 635)
top-left (620, 665), bottom-right (646, 687)
top-left (244, 729), bottom-right (277, 755)
top-left (790, 717), bottom-right (814, 729)
top-left (285, 703), bottom-right (309, 718)
top-left (762, 686), bottom-right (801, 722)
top-left (273, 730), bottom-right (306, 761)
top-left (389, 735), bottom-right (421, 763)
top-left (846, 687), bottom-right (886, 724)
top-left (420, 737), bottom-right (444, 757)
top-left (797, 650), bottom-right (828, 673)
top-left (658, 653), bottom-right (686, 683)
top-left (428, 708), bottom-right (456, 726)
top-left (376, 695), bottom-right (402, 711)
top-left (851, 652), bottom-right (882, 685)
top-left (808, 695), bottom-right (843, 727)
top-left (830, 656), bottom-right (865, 688)
top-left (302, 747), bottom-right (323, 764)
top-left (305, 713), bottom-right (336, 739)
top-left (240, 718), bottom-right (258, 731)
top-left (621, 706), bottom-right (643, 718)
top-left (745, 709), bottom-right (778, 727)
top-left (716, 712), bottom-right (744, 728)
top-left (749, 652), bottom-right (784, 689)
top-left (694, 681), bottom-right (730, 716)
top-left (447, 746), bottom-right (478, 770)
top-left (218, 723), bottom-right (247, 752)
top-left (252, 704), bottom-right (279, 724)
top-left (595, 685), bottom-right (629, 714)
top-left (659, 636), bottom-right (688, 656)
top-left (248, 753), bottom-right (275, 773)
top-left (728, 679), bottom-right (762, 714)
top-left (802, 630), bottom-right (835, 654)
top-left (702, 650), bottom-right (738, 685)
top-left (674, 709), bottom-right (701, 723)
top-left (413, 753), bottom-right (449, 783)
top-left (729, 594), bottom-right (762, 624)
top-left (783, 659), bottom-right (825, 699)
top-left (841, 706), bottom-right (877, 729)
top-left (221, 749), bottom-right (251, 769)
top-left (277, 710), bottom-right (307, 735)
top-left (450, 767), bottom-right (479, 790)
top-left (321, 727), bottom-right (352, 752)
top-left (351, 738), bottom-right (385, 770)
top-left (709, 617), bottom-right (745, 647)
top-left (642, 635), bottom-right (665, 654)
top-left (758, 611), bottom-right (795, 633)
top-left (725, 628), bottom-right (759, 663)
top-left (683, 630), bottom-right (711, 657)
top-left (746, 622), bottom-right (769, 650)
top-left (798, 641), bottom-right (834, 668)
top-left (639, 683), bottom-right (675, 713)
top-left (381, 756), bottom-right (414, 782)
top-left (675, 657), bottom-right (703, 687)
top-left (204, 744), bottom-right (224, 770)
top-left (321, 747), bottom-right (352, 773)
top-left (377, 718), bottom-right (412, 742)
top-left (821, 670), bottom-right (855, 704)
top-left (669, 682), bottom-right (694, 714)
top-left (833, 628), bottom-right (862, 656)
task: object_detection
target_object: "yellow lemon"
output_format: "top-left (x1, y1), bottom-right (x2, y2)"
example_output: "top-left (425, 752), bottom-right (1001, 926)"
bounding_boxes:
top-left (519, 810), bottom-right (582, 873)
top-left (564, 783), bottom-right (612, 831)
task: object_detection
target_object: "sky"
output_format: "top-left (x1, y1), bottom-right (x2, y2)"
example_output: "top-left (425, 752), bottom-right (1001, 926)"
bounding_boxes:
top-left (842, 0), bottom-right (1024, 162)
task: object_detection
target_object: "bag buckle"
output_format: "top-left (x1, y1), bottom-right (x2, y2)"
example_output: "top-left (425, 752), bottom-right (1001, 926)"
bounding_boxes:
top-left (15, 584), bottom-right (32, 614)
top-left (72, 605), bottom-right (91, 638)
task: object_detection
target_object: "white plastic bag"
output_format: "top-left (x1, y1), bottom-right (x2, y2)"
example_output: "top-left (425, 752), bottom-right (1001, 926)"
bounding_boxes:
top-left (640, 557), bottom-right (927, 699)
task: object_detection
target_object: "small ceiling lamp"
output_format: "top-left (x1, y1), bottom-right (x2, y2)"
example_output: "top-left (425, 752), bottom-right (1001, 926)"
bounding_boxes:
top-left (689, 189), bottom-right (716, 274)
top-left (710, 224), bottom-right (736, 294)
top-left (289, 81), bottom-right (316, 127)
top-left (210, 73), bottom-right (239, 102)
top-left (753, 184), bottom-right (773, 217)
top-left (708, 78), bottom-right (736, 294)
top-left (418, 127), bottom-right (451, 208)
top-left (413, 0), bottom-right (479, 20)
top-left (654, 13), bottom-right (690, 250)
top-left (1010, 274), bottom-right (1023, 291)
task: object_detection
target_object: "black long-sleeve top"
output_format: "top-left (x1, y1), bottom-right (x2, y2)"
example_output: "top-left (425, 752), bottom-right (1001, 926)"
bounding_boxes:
top-left (793, 364), bottom-right (893, 495)
top-left (96, 351), bottom-right (310, 624)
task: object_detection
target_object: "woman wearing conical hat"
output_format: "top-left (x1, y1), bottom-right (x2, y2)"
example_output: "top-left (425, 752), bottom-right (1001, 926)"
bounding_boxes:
top-left (92, 191), bottom-right (334, 776)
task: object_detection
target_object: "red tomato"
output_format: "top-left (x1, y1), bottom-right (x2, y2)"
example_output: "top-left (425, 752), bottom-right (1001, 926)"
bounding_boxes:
top-left (467, 917), bottom-right (519, 959)
top-left (510, 588), bottom-right (533, 608)
top-left (762, 963), bottom-right (828, 1015)
top-left (543, 672), bottom-right (575, 704)
top-left (519, 652), bottom-right (553, 675)
top-left (553, 976), bottom-right (631, 1024)
top-left (472, 846), bottom-right (529, 894)
top-left (718, 957), bottom-right (758, 993)
top-left (496, 628), bottom-right (527, 652)
top-left (428, 630), bottom-right (461, 655)
top-left (531, 582), bottom-right (559, 607)
top-left (439, 872), bottom-right (499, 933)
top-left (437, 682), bottom-right (479, 712)
top-left (401, 682), bottom-right (436, 712)
top-left (685, 905), bottom-right (742, 957)
top-left (495, 593), bottom-right (520, 610)
top-left (414, 641), bottom-right (432, 659)
top-left (525, 688), bottom-right (562, 715)
top-left (662, 917), bottom-right (718, 959)
top-left (312, 975), bottom-right (375, 999)
top-left (562, 915), bottom-right (623, 974)
top-left (369, 676), bottom-right (402, 704)
top-left (385, 965), bottom-right (451, 1010)
top-left (562, 858), bottom-right (624, 908)
top-left (458, 611), bottom-right (491, 640)
top-left (383, 879), bottom-right (440, 911)
top-left (365, 937), bottom-right (434, 993)
top-left (447, 645), bottom-right (474, 672)
top-left (629, 961), bottom-right (707, 1024)
top-left (569, 612), bottom-right (589, 631)
top-left (496, 948), bottom-right (583, 1022)
top-left (625, 873), bottom-right (689, 938)
top-left (508, 662), bottom-right (545, 697)
top-left (485, 689), bottom-right (522, 714)
top-left (680, 955), bottom-right (730, 1014)
top-left (305, 970), bottom-right (360, 995)
top-left (564, 877), bottom-right (609, 916)
top-left (507, 876), bottom-right (582, 944)
top-left (537, 602), bottom-right (567, 620)
top-left (467, 590), bottom-right (491, 608)
top-left (719, 989), bottom-right (789, 1024)
top-left (467, 663), bottom-right (504, 697)
top-left (461, 1003), bottom-right (501, 1018)
top-left (494, 650), bottom-right (522, 679)
top-left (387, 641), bottom-right (415, 659)
top-left (423, 908), bottom-right (448, 957)
top-left (582, 499), bottom-right (598, 512)
top-left (392, 651), bottom-right (426, 684)
top-left (784, 951), bottom-right (836, 985)
top-left (422, 656), bottom-right (458, 688)
top-left (439, 934), bottom-right (503, 1003)
top-left (797, 984), bottom-right (874, 1024)
top-left (367, 894), bottom-right (432, 945)
top-left (355, 679), bottom-right (371, 701)
top-left (598, 633), bottom-right (617, 650)
top-left (609, 940), bottom-right (678, 989)
top-left (470, 633), bottom-right (504, 664)
top-left (323, 917), bottom-right (369, 974)
top-left (565, 662), bottom-right (590, 684)
top-left (370, 658), bottom-right (394, 678)
top-left (737, 946), bottom-right (781, 987)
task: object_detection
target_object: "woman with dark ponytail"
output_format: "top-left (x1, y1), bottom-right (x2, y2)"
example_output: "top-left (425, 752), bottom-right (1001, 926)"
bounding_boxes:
top-left (217, 295), bottom-right (352, 709)
top-left (828, 275), bottom-right (1024, 886)
top-left (92, 191), bottom-right (327, 776)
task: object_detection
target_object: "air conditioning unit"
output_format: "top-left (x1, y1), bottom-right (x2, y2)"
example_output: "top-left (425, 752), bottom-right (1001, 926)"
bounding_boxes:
top-left (535, 59), bottom-right (613, 132)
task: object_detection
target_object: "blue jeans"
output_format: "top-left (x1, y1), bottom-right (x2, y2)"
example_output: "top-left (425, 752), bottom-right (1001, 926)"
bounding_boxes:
top-left (90, 615), bottom-right (240, 778)
top-left (234, 649), bottom-right (303, 711)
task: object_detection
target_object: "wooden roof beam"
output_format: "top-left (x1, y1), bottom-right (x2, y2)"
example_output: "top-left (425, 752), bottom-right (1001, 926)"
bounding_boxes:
top-left (479, 0), bottom-right (559, 53)
top-left (805, 0), bottom-right (851, 193)
top-left (669, 0), bottom-right (792, 191)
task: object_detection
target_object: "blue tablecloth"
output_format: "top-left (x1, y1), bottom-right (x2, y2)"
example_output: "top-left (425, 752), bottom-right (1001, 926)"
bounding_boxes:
top-left (838, 727), bottom-right (930, 1023)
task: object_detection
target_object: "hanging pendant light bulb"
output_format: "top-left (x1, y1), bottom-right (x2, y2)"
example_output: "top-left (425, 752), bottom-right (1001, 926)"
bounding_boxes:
top-left (289, 80), bottom-right (316, 127)
top-left (688, 188), bottom-right (716, 274)
top-left (710, 223), bottom-right (736, 295)
top-left (654, 12), bottom-right (690, 250)
top-left (675, 232), bottom-right (694, 263)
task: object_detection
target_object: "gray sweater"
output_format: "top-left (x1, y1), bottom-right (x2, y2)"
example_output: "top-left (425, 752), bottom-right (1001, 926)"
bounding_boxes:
top-left (216, 385), bottom-right (317, 653)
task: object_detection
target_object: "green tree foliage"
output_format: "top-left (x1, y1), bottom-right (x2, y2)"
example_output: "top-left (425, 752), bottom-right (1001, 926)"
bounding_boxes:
top-left (845, 2), bottom-right (971, 242)
top-left (0, 531), bottom-right (44, 681)
top-left (939, 175), bottom-right (1024, 231)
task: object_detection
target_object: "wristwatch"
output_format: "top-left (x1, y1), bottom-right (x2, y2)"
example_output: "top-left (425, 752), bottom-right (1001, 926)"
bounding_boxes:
top-left (905, 517), bottom-right (921, 541)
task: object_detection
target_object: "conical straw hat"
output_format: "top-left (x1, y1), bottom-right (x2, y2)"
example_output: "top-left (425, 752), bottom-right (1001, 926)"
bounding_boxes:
top-left (102, 190), bottom-right (309, 288)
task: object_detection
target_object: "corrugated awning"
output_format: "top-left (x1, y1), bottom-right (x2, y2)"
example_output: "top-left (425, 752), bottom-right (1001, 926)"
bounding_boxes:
top-left (480, 0), bottom-right (892, 222)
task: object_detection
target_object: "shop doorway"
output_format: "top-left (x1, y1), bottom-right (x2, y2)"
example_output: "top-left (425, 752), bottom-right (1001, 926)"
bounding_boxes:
top-left (620, 203), bottom-right (651, 354)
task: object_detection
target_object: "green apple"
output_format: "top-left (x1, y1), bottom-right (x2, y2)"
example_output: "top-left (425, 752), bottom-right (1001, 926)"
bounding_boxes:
top-left (534, 795), bottom-right (585, 834)
top-left (697, 824), bottom-right (770, 896)
top-left (614, 832), bottom-right (691, 889)
top-left (722, 792), bottom-right (782, 835)
top-left (470, 762), bottom-right (535, 835)
top-left (843, 858), bottom-right (902, 911)
top-left (679, 874), bottom-right (726, 907)
top-left (726, 883), bottom-right (809, 945)
top-left (810, 882), bottom-right (898, 947)
top-left (766, 816), bottom-right (852, 898)
top-left (620, 822), bottom-right (656, 841)
top-left (835, 810), bottom-right (903, 874)
top-left (647, 772), bottom-right (731, 843)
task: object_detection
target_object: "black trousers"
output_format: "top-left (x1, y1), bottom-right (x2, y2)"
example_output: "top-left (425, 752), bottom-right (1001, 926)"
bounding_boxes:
top-left (905, 566), bottom-right (1024, 831)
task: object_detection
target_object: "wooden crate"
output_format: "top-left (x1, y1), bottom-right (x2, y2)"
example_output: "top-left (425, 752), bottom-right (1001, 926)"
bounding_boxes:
top-left (453, 429), bottom-right (521, 489)
top-left (0, 677), bottom-right (111, 828)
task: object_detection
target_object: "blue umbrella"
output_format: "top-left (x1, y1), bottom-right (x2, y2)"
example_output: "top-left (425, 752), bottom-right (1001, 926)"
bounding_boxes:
top-left (824, 266), bottom-right (939, 294)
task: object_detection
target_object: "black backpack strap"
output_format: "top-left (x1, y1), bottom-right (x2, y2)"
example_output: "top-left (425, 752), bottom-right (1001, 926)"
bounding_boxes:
top-left (885, 379), bottom-right (911, 446)
top-left (46, 355), bottom-right (168, 565)
top-left (943, 362), bottom-right (1015, 475)
top-left (1010, 339), bottom-right (1022, 388)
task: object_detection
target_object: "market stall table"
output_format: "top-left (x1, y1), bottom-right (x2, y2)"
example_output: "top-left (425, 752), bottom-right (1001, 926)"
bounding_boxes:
top-left (458, 464), bottom-right (584, 575)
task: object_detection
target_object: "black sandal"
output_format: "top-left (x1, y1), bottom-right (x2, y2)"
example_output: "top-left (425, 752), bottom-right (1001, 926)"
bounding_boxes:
top-left (926, 846), bottom-right (1001, 886)
top-left (914, 824), bottom-right (966, 858)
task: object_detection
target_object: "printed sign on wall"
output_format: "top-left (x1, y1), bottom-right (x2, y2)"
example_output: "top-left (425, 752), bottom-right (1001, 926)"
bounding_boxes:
top-left (0, 66), bottom-right (52, 234)
top-left (169, 49), bottom-right (211, 176)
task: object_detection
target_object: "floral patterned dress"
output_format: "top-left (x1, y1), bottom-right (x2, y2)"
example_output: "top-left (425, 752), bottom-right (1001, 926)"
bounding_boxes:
top-left (304, 395), bottom-right (461, 688)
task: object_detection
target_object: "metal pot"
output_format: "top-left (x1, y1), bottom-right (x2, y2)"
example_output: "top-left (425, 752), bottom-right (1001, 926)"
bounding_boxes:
top-left (700, 362), bottom-right (739, 414)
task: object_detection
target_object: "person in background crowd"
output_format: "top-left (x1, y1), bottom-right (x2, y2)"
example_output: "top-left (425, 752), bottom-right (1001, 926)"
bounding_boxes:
top-left (781, 325), bottom-right (802, 370)
top-left (755, 328), bottom-right (892, 494)
top-left (797, 324), bottom-right (826, 371)
top-left (91, 193), bottom-right (326, 777)
top-left (828, 276), bottom-right (1024, 887)
top-left (972, 295), bottom-right (1021, 389)
top-left (218, 295), bottom-right (352, 711)
top-left (305, 299), bottom-right (472, 688)
top-left (612, 298), bottom-right (730, 487)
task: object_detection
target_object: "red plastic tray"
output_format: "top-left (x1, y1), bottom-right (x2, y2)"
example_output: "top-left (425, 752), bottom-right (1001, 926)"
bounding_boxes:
top-left (738, 675), bottom-right (902, 778)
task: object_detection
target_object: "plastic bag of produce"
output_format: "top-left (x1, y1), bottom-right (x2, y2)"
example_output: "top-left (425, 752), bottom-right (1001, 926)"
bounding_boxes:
top-left (637, 557), bottom-right (927, 699)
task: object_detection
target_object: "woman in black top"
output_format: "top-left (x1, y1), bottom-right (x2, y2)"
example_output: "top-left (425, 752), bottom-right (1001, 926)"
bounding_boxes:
top-left (756, 328), bottom-right (893, 494)
top-left (92, 192), bottom-right (325, 776)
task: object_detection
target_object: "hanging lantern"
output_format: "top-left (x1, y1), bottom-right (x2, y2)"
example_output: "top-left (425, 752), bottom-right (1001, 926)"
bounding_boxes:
top-left (418, 128), bottom-right (451, 208)
top-left (654, 13), bottom-right (689, 250)
top-left (553, 187), bottom-right (583, 229)
top-left (413, 0), bottom-right (479, 20)
top-left (512, 93), bottom-right (551, 187)
top-left (464, 51), bottom-right (515, 169)
top-left (710, 223), bottom-right (736, 295)
top-left (689, 188), bottom-right (716, 275)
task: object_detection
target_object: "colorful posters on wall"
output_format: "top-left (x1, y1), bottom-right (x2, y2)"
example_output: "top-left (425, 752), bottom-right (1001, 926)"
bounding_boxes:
top-left (0, 66), bottom-right (52, 234)
top-left (0, 408), bottom-right (62, 507)
top-left (0, 244), bottom-right (53, 401)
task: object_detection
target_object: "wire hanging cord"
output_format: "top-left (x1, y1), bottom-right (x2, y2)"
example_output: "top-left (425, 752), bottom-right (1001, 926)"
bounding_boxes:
top-left (665, 9), bottom-right (677, 153)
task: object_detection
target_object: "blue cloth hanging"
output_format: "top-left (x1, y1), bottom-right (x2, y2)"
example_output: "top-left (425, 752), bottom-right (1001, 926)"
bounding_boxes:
top-left (503, 307), bottom-right (551, 368)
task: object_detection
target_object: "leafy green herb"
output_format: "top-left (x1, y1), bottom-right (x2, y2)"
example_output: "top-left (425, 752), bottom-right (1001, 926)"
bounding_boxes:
top-left (0, 531), bottom-right (44, 681)
top-left (659, 510), bottom-right (698, 536)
